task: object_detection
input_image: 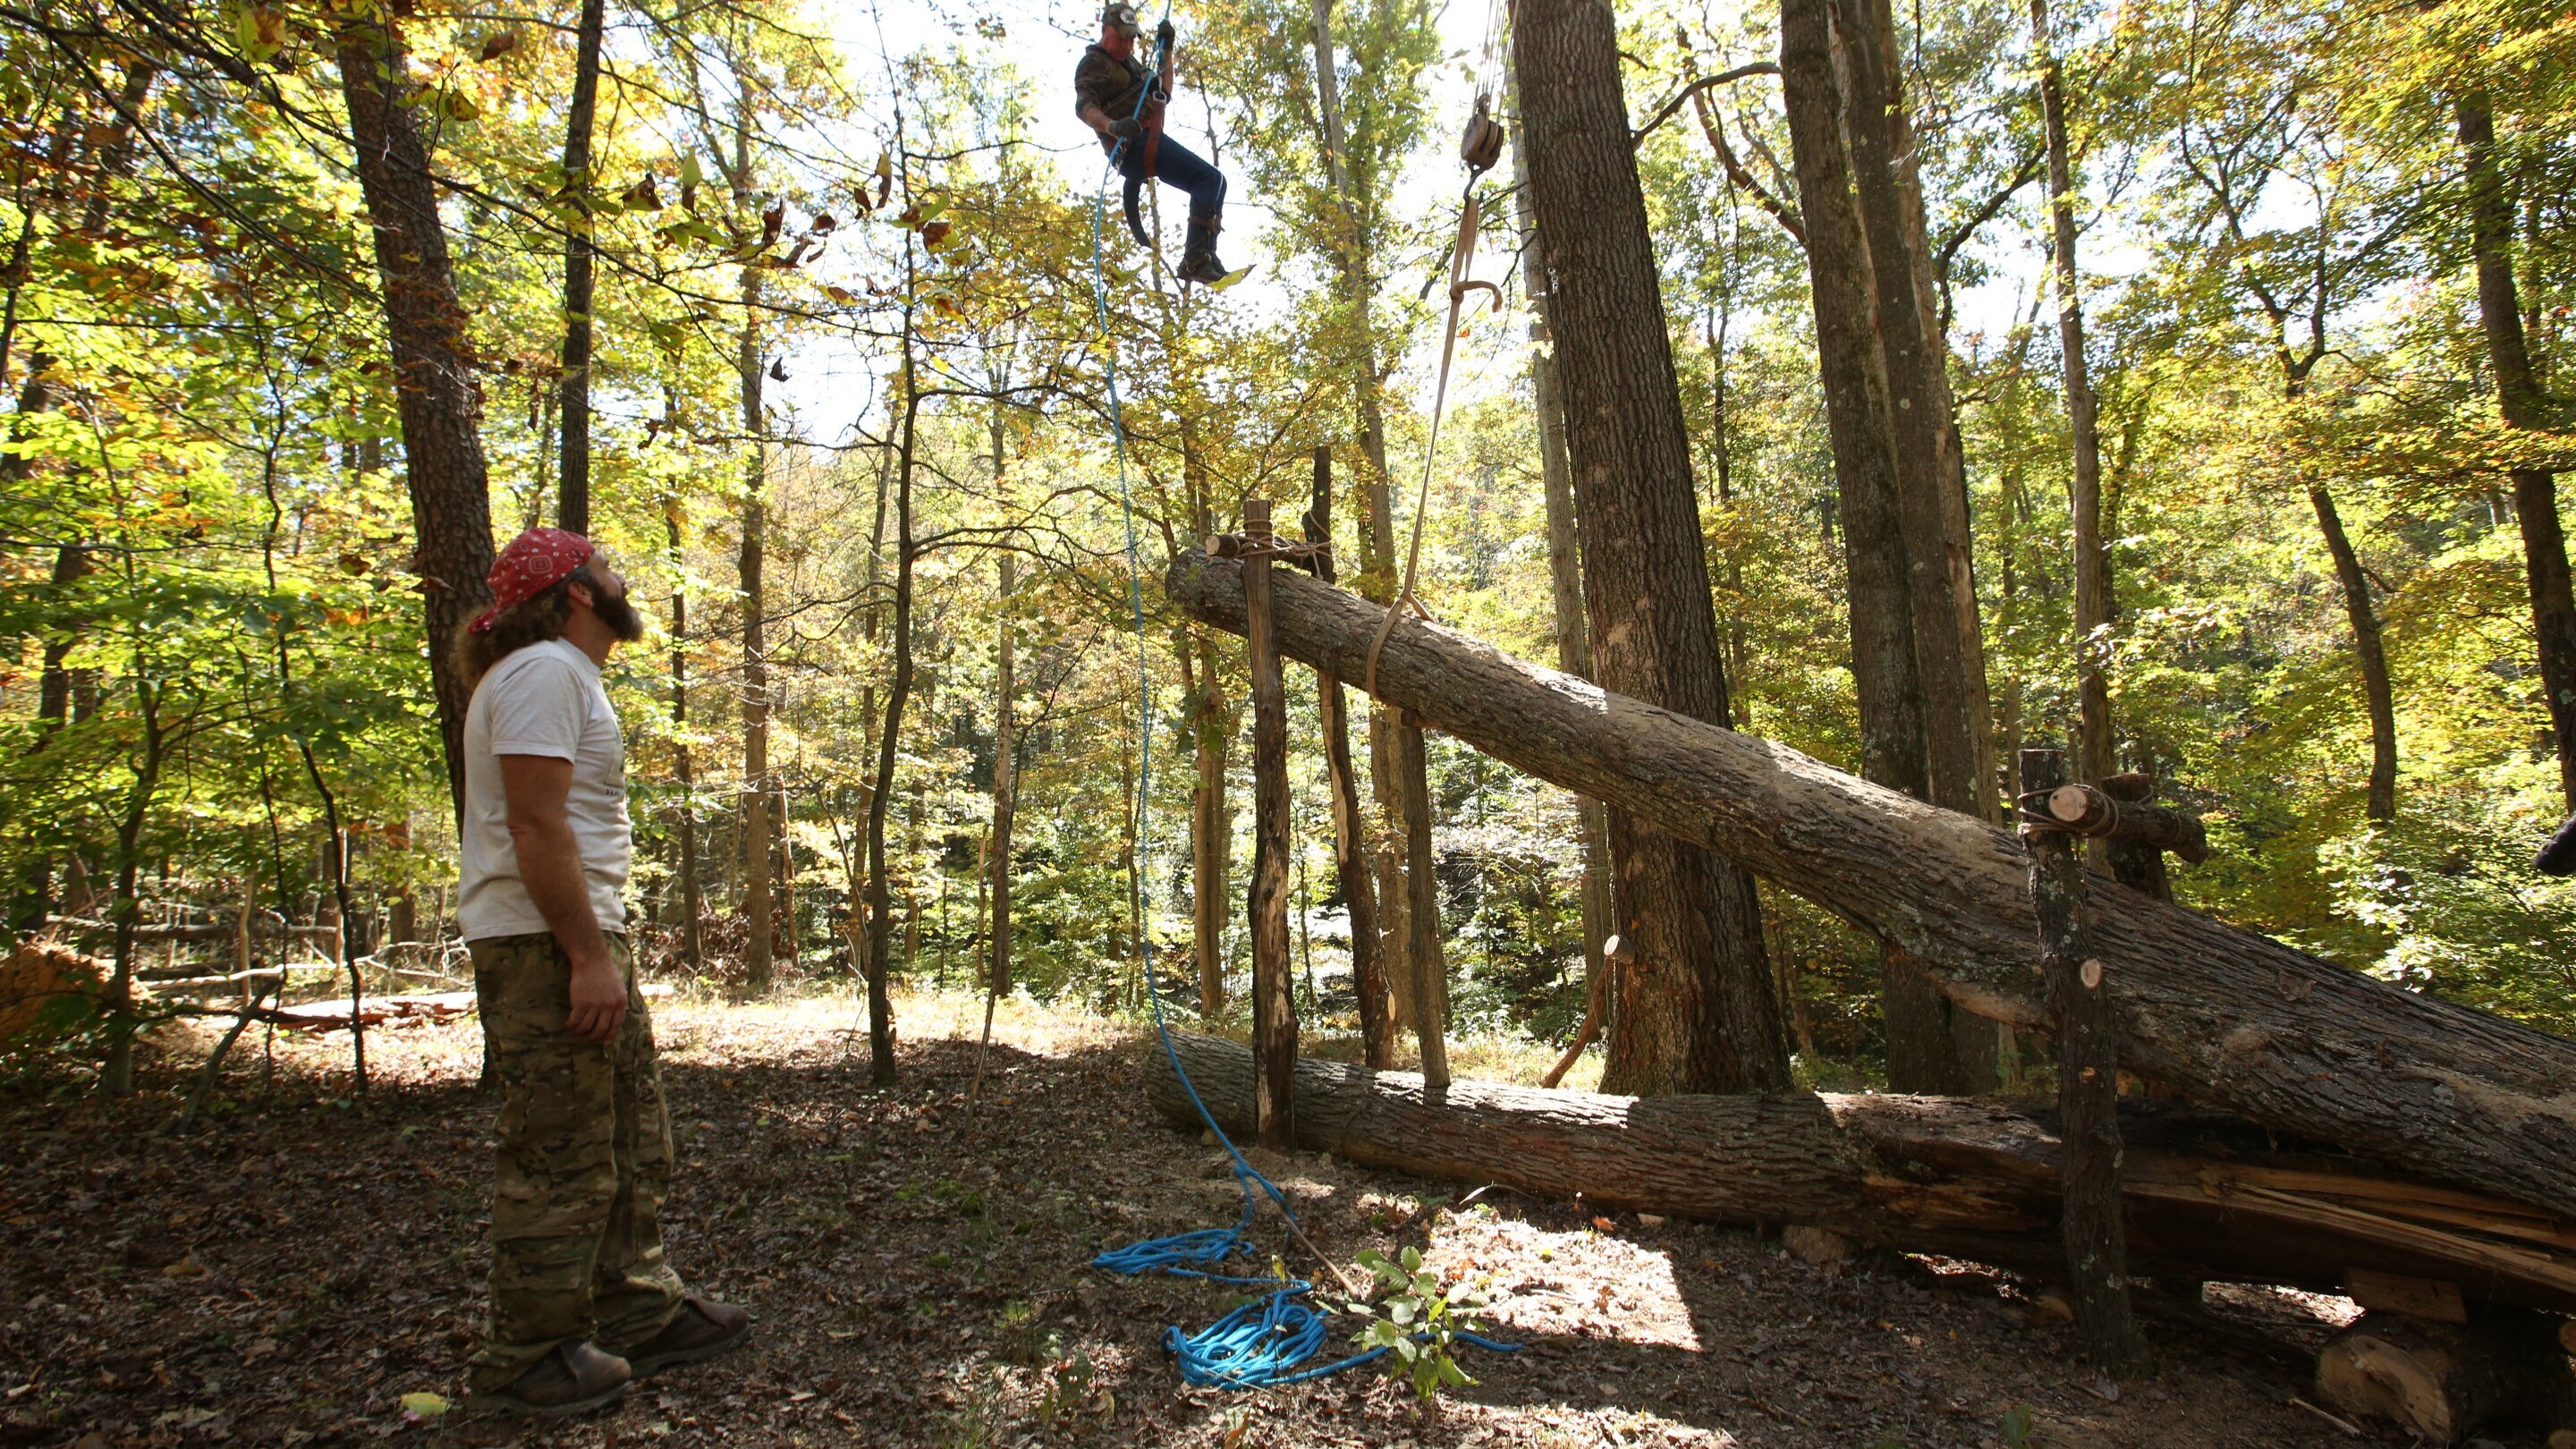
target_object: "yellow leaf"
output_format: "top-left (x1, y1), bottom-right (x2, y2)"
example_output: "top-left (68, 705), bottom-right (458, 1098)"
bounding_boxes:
top-left (399, 1392), bottom-right (448, 1419)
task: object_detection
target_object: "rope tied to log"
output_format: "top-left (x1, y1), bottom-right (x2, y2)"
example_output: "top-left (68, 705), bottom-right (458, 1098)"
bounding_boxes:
top-left (2013, 784), bottom-right (2124, 840)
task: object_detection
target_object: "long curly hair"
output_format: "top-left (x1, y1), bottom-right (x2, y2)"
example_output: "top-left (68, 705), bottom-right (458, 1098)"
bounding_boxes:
top-left (453, 565), bottom-right (590, 691)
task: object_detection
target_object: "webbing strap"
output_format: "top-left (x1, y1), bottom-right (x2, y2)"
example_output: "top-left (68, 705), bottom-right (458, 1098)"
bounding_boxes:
top-left (1364, 179), bottom-right (1503, 702)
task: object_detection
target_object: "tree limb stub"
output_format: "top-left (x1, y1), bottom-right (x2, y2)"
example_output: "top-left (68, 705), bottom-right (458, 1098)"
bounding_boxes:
top-left (1163, 551), bottom-right (2576, 1216)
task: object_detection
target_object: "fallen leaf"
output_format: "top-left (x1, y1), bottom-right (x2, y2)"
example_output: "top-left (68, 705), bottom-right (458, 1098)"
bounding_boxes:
top-left (400, 1390), bottom-right (449, 1420)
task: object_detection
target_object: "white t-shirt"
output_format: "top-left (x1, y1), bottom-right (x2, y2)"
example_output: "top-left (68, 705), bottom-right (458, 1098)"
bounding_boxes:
top-left (457, 638), bottom-right (632, 941)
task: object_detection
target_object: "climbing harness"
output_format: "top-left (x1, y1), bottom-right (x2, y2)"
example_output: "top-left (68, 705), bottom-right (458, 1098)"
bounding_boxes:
top-left (1361, 90), bottom-right (1511, 702)
top-left (1081, 12), bottom-right (1513, 1392)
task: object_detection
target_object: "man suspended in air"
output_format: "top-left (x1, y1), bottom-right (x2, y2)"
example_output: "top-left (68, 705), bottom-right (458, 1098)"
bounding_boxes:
top-left (1075, 3), bottom-right (1233, 284)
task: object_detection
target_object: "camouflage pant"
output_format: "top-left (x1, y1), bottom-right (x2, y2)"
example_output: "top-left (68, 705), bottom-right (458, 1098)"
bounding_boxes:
top-left (467, 933), bottom-right (686, 1389)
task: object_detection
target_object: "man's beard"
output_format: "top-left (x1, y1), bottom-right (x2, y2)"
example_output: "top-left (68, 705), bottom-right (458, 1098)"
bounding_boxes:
top-left (594, 586), bottom-right (647, 643)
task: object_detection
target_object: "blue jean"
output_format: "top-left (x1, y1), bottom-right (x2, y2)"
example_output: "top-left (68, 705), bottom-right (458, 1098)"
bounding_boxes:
top-left (1119, 132), bottom-right (1226, 222)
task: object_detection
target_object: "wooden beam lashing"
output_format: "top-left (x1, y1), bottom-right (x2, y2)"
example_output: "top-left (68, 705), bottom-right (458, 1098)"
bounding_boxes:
top-left (1242, 501), bottom-right (1298, 1147)
top-left (2023, 747), bottom-right (2144, 1375)
top-left (2041, 780), bottom-right (2209, 865)
top-left (1161, 551), bottom-right (2576, 1219)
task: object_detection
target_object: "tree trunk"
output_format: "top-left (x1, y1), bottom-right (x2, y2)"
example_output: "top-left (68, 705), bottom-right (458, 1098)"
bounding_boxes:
top-left (335, 16), bottom-right (497, 821)
top-left (1832, 0), bottom-right (1983, 820)
top-left (1148, 1031), bottom-right (2576, 1317)
top-left (989, 552), bottom-right (1016, 1001)
top-left (1244, 503), bottom-right (1298, 1143)
top-left (1190, 632), bottom-right (1231, 1016)
top-left (554, 0), bottom-right (605, 535)
top-left (2456, 92), bottom-right (2576, 812)
top-left (2032, 0), bottom-right (2115, 793)
top-left (2309, 488), bottom-right (2397, 823)
top-left (1512, 111), bottom-right (1614, 1046)
top-left (1165, 553), bottom-right (2576, 1215)
top-left (860, 371), bottom-right (918, 1089)
top-left (1783, 0), bottom-right (1980, 1091)
top-left (1394, 716), bottom-right (1448, 1086)
top-left (1306, 448), bottom-right (1393, 1066)
top-left (1518, 0), bottom-right (1789, 1096)
top-left (1777, 0), bottom-right (1926, 801)
top-left (1308, 0), bottom-right (1416, 1030)
top-left (666, 505), bottom-right (705, 975)
top-left (2023, 747), bottom-right (2143, 1374)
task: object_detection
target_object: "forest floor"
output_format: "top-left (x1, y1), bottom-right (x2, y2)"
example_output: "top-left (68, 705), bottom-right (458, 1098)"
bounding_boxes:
top-left (0, 987), bottom-right (2522, 1449)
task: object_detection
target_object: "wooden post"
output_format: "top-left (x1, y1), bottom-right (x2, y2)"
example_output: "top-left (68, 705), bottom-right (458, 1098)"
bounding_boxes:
top-left (2021, 746), bottom-right (2144, 1374)
top-left (1243, 500), bottom-right (1299, 1146)
top-left (1397, 716), bottom-right (1449, 1088)
top-left (1304, 448), bottom-right (1394, 1067)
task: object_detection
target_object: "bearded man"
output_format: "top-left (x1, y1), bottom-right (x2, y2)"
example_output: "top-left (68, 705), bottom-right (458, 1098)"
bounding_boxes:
top-left (453, 527), bottom-right (749, 1418)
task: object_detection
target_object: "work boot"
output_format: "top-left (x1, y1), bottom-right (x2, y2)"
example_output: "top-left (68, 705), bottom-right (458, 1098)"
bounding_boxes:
top-left (465, 1340), bottom-right (631, 1419)
top-left (1177, 214), bottom-right (1229, 284)
top-left (613, 1295), bottom-right (752, 1378)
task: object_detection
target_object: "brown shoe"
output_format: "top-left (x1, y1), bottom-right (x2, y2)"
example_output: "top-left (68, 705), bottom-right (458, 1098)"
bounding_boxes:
top-left (616, 1295), bottom-right (751, 1378)
top-left (465, 1340), bottom-right (631, 1419)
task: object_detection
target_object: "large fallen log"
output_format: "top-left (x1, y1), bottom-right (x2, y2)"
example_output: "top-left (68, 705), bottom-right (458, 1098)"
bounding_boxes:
top-left (1149, 1033), bottom-right (2576, 1315)
top-left (1165, 553), bottom-right (2576, 1215)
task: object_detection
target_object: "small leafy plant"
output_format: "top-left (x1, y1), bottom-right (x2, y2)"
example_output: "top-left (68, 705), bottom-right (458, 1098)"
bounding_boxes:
top-left (1345, 1246), bottom-right (1489, 1402)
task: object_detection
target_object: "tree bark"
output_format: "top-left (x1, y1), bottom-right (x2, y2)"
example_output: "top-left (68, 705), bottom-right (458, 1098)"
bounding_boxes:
top-left (1833, 0), bottom-right (1983, 821)
top-left (860, 370), bottom-right (918, 1089)
top-left (1782, 0), bottom-right (1985, 1092)
top-left (2303, 490), bottom-right (2397, 824)
top-left (1244, 503), bottom-right (1298, 1144)
top-left (1308, 0), bottom-right (1418, 1032)
top-left (1394, 716), bottom-right (1448, 1086)
top-left (2032, 0), bottom-right (2115, 793)
top-left (1165, 552), bottom-right (2576, 1215)
top-left (1148, 1031), bottom-right (2576, 1317)
top-left (1513, 111), bottom-right (1614, 1045)
top-left (1305, 449), bottom-right (1393, 1066)
top-left (731, 71), bottom-right (773, 996)
top-left (1777, 0), bottom-right (1926, 801)
top-left (989, 551), bottom-right (1016, 1001)
top-left (1518, 0), bottom-right (1789, 1096)
top-left (2023, 747), bottom-right (2143, 1374)
top-left (554, 0), bottom-right (606, 535)
top-left (666, 504), bottom-right (704, 974)
top-left (335, 17), bottom-right (497, 821)
top-left (2456, 92), bottom-right (2576, 812)
top-left (1190, 633), bottom-right (1231, 1016)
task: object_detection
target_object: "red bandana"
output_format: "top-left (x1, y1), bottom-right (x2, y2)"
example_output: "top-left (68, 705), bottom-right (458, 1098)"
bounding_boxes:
top-left (470, 527), bottom-right (595, 633)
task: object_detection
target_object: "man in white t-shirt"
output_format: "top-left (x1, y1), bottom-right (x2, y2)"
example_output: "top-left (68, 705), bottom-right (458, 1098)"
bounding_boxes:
top-left (453, 527), bottom-right (748, 1419)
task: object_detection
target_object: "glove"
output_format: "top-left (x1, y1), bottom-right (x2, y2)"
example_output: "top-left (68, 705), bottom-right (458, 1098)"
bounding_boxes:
top-left (1107, 116), bottom-right (1144, 139)
top-left (1155, 18), bottom-right (1175, 48)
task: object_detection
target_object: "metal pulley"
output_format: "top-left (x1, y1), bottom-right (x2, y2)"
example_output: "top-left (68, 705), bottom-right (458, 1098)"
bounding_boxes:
top-left (1458, 95), bottom-right (1505, 174)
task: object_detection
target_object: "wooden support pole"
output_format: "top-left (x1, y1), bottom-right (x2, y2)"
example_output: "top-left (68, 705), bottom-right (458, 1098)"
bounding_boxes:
top-left (1304, 448), bottom-right (1394, 1067)
top-left (1396, 713), bottom-right (1449, 1088)
top-left (2022, 745), bottom-right (2144, 1375)
top-left (1243, 500), bottom-right (1299, 1146)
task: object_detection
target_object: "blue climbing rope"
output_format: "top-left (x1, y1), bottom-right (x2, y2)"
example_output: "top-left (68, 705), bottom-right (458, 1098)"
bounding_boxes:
top-left (1080, 21), bottom-right (1514, 1392)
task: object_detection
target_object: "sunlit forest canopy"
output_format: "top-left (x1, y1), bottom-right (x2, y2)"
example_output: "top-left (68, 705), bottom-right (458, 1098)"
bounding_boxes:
top-left (2, 0), bottom-right (2572, 1081)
